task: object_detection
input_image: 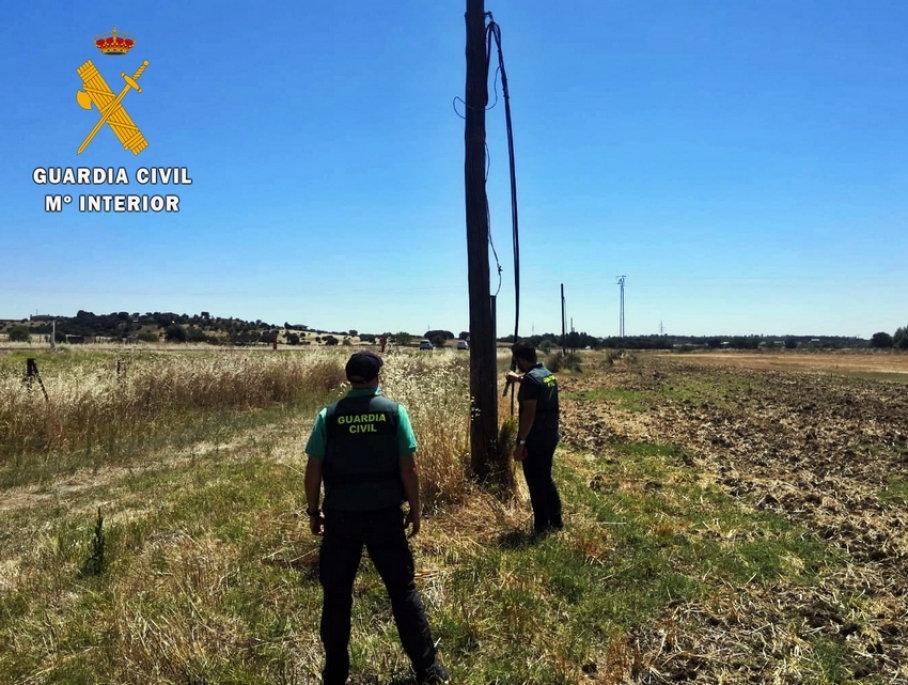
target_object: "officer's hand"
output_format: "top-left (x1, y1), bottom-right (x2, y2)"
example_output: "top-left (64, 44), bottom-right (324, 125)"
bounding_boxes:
top-left (309, 512), bottom-right (324, 536)
top-left (513, 445), bottom-right (528, 462)
top-left (405, 508), bottom-right (421, 538)
top-left (505, 371), bottom-right (522, 385)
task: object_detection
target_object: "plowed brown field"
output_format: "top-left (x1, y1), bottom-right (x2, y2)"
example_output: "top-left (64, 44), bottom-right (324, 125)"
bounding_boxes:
top-left (559, 352), bottom-right (908, 683)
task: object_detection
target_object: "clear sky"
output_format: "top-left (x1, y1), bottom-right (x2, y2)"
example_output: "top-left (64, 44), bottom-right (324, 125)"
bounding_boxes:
top-left (1, 1), bottom-right (906, 339)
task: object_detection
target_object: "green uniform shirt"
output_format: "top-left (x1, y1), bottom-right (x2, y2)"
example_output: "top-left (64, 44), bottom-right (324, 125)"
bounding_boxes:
top-left (305, 387), bottom-right (418, 459)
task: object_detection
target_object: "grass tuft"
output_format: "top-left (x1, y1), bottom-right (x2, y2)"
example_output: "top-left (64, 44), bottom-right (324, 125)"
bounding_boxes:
top-left (79, 507), bottom-right (107, 577)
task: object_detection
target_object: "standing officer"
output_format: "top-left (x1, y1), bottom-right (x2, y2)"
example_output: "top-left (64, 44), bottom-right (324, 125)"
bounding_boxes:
top-left (504, 341), bottom-right (564, 534)
top-left (304, 351), bottom-right (449, 685)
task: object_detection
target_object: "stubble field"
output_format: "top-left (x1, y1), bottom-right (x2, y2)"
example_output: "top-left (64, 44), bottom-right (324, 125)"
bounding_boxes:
top-left (1, 345), bottom-right (907, 684)
top-left (559, 350), bottom-right (908, 682)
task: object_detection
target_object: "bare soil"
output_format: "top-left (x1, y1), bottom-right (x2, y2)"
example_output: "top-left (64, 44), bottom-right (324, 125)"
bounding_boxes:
top-left (654, 350), bottom-right (908, 378)
top-left (559, 352), bottom-right (908, 682)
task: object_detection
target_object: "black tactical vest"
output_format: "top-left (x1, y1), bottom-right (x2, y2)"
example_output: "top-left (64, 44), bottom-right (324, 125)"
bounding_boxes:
top-left (520, 364), bottom-right (560, 439)
top-left (323, 394), bottom-right (405, 512)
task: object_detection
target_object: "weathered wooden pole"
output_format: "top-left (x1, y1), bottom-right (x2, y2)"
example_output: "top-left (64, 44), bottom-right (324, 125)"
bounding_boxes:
top-left (465, 0), bottom-right (499, 482)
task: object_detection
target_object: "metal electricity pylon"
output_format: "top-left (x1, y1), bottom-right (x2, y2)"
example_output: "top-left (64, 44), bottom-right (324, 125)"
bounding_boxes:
top-left (617, 275), bottom-right (626, 337)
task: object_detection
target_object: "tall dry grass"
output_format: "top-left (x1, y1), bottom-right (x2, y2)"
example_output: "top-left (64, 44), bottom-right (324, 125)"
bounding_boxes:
top-left (378, 350), bottom-right (474, 505)
top-left (0, 347), bottom-right (510, 505)
top-left (0, 351), bottom-right (347, 473)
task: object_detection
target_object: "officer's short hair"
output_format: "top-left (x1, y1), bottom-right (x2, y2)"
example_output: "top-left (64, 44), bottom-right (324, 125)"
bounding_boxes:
top-left (345, 350), bottom-right (383, 382)
top-left (511, 341), bottom-right (537, 364)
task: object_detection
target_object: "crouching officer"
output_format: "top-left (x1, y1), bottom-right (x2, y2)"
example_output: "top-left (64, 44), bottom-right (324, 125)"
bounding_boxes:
top-left (304, 351), bottom-right (450, 685)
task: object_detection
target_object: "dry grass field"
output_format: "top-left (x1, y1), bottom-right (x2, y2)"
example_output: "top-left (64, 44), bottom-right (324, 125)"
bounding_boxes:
top-left (653, 350), bottom-right (908, 378)
top-left (1, 346), bottom-right (907, 684)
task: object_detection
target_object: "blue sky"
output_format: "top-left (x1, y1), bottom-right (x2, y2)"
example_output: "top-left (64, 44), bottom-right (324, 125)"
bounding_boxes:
top-left (1, 1), bottom-right (906, 338)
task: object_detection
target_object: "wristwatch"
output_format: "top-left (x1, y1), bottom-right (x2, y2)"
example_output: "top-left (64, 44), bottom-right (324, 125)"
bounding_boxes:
top-left (306, 508), bottom-right (321, 516)
top-left (516, 439), bottom-right (527, 446)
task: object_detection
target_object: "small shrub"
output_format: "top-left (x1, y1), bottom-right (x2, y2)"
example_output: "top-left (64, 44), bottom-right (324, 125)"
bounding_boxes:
top-left (546, 351), bottom-right (582, 373)
top-left (870, 332), bottom-right (893, 349)
top-left (8, 325), bottom-right (31, 343)
top-left (185, 326), bottom-right (207, 343)
top-left (601, 349), bottom-right (622, 369)
top-left (614, 351), bottom-right (638, 367)
top-left (165, 324), bottom-right (187, 343)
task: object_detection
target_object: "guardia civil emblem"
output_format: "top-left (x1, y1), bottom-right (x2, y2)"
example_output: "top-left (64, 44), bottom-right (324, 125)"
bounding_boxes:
top-left (75, 27), bottom-right (149, 155)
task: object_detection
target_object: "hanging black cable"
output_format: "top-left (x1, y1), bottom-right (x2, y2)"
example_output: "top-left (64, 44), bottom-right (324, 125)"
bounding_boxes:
top-left (484, 14), bottom-right (521, 415)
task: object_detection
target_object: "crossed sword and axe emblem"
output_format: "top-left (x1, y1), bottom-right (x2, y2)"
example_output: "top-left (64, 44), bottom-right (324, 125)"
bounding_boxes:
top-left (76, 60), bottom-right (149, 155)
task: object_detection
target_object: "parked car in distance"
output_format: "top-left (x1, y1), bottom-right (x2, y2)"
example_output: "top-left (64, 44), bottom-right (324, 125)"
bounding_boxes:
top-left (456, 340), bottom-right (469, 350)
top-left (418, 339), bottom-right (433, 350)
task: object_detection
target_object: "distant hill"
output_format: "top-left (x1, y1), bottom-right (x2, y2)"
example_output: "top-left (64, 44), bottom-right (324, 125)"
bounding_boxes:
top-left (0, 311), bottom-right (869, 350)
top-left (0, 311), bottom-right (368, 346)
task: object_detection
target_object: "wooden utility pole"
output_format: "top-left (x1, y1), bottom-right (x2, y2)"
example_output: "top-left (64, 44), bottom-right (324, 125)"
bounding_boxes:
top-left (464, 0), bottom-right (500, 483)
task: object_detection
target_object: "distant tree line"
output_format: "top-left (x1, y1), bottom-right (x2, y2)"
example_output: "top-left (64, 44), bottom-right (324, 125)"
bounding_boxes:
top-left (870, 326), bottom-right (908, 350)
top-left (5, 311), bottom-right (884, 350)
top-left (10, 311), bottom-right (311, 346)
top-left (9, 311), bottom-right (400, 347)
top-left (499, 332), bottom-right (870, 351)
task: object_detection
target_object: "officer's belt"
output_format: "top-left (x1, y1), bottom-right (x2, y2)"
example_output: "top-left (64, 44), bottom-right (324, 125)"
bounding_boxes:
top-left (330, 471), bottom-right (402, 485)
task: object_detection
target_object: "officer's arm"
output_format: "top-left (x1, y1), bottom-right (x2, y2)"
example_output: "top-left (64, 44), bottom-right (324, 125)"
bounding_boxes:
top-left (517, 399), bottom-right (537, 441)
top-left (399, 453), bottom-right (420, 515)
top-left (304, 456), bottom-right (323, 512)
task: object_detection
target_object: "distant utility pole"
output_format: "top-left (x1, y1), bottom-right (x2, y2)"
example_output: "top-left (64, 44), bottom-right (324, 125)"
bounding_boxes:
top-left (464, 0), bottom-right (501, 486)
top-left (560, 283), bottom-right (566, 354)
top-left (617, 275), bottom-right (626, 337)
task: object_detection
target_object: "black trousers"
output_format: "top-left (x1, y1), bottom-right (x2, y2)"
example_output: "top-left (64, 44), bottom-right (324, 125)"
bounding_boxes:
top-left (521, 434), bottom-right (563, 531)
top-left (318, 507), bottom-right (437, 683)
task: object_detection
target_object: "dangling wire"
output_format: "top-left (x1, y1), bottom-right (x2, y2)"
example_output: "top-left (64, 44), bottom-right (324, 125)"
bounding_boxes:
top-left (454, 75), bottom-right (503, 298)
top-left (485, 14), bottom-right (521, 416)
top-left (486, 142), bottom-right (503, 297)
